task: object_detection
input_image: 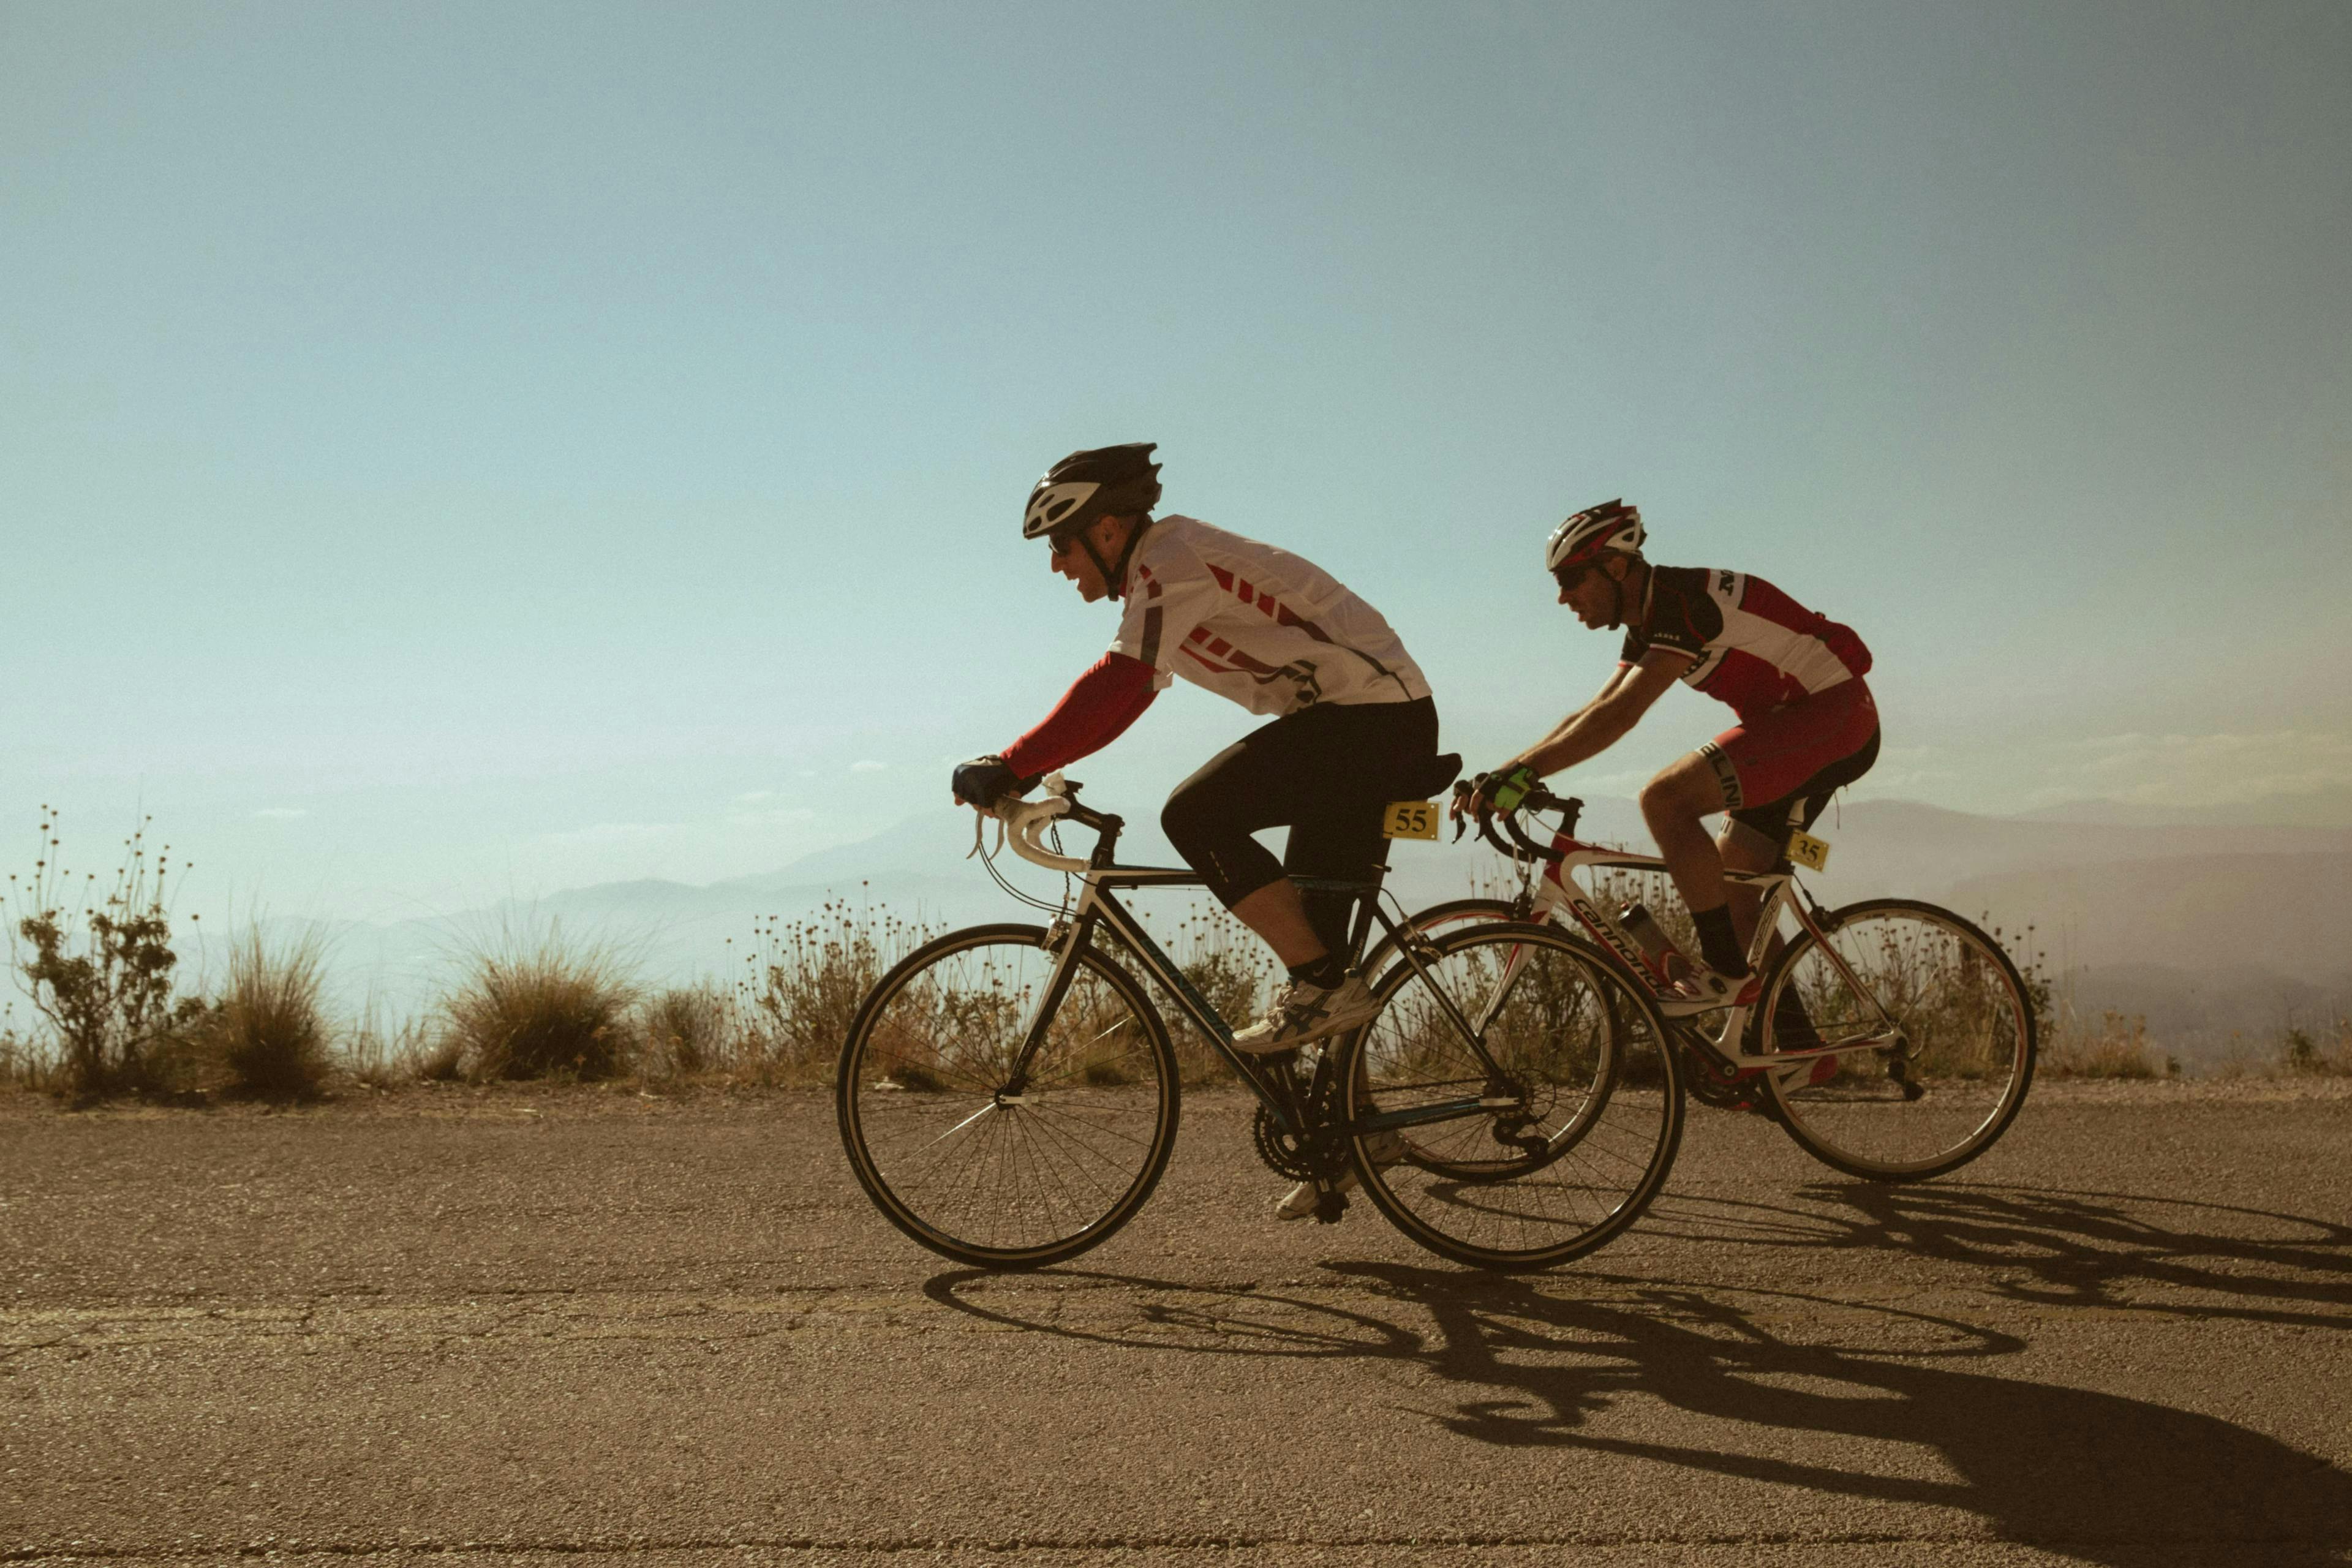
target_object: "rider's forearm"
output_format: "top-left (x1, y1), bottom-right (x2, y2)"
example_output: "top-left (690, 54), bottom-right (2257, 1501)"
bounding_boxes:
top-left (1001, 653), bottom-right (1158, 780)
top-left (1514, 698), bottom-right (1638, 779)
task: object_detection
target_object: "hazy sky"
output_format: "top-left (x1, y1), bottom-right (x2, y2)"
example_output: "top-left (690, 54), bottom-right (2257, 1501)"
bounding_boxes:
top-left (4, 0), bottom-right (2347, 923)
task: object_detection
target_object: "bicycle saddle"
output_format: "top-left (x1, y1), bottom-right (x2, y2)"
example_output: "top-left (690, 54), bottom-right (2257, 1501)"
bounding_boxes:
top-left (1402, 752), bottom-right (1464, 799)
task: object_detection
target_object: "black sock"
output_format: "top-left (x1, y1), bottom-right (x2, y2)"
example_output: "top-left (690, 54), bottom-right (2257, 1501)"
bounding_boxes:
top-left (1288, 954), bottom-right (1347, 989)
top-left (1690, 905), bottom-right (1748, 977)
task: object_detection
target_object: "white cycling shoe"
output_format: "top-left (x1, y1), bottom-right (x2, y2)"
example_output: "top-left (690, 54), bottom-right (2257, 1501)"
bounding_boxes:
top-left (1657, 963), bottom-right (1762, 1017)
top-left (1231, 973), bottom-right (1381, 1054)
top-left (1276, 1129), bottom-right (1410, 1221)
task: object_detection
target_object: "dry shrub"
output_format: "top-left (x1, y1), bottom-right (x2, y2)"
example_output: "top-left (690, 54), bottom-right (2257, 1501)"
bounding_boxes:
top-left (212, 927), bottom-right (333, 1099)
top-left (730, 900), bottom-right (937, 1084)
top-left (2045, 1010), bottom-right (2173, 1080)
top-left (2283, 1016), bottom-right (2352, 1077)
top-left (5, 809), bottom-right (206, 1098)
top-left (443, 926), bottom-right (640, 1081)
top-left (640, 983), bottom-right (736, 1078)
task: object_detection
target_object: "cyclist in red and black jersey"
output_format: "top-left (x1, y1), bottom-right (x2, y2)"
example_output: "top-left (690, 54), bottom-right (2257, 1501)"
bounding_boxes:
top-left (1460, 499), bottom-right (1879, 1008)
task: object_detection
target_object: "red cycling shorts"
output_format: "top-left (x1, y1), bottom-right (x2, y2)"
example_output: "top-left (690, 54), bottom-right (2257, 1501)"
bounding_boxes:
top-left (1699, 679), bottom-right (1880, 847)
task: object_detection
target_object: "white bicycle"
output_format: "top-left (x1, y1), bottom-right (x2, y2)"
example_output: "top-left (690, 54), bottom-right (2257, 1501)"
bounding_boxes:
top-left (1398, 780), bottom-right (2036, 1181)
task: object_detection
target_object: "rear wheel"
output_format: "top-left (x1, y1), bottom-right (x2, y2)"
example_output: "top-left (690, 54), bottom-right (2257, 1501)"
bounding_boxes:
top-left (837, 924), bottom-right (1180, 1267)
top-left (1758, 899), bottom-right (2035, 1180)
top-left (1340, 922), bottom-right (1683, 1271)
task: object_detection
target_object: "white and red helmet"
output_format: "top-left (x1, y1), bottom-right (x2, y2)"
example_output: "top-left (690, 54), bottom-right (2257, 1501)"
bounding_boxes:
top-left (1544, 499), bottom-right (1644, 578)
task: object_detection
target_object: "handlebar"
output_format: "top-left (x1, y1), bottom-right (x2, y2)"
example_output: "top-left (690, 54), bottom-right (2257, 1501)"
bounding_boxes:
top-left (990, 775), bottom-right (1121, 874)
top-left (1450, 778), bottom-right (1583, 866)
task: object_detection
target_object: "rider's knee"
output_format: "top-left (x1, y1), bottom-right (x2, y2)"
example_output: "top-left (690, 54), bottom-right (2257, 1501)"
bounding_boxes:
top-left (1159, 789), bottom-right (1205, 852)
top-left (1637, 772), bottom-right (1691, 826)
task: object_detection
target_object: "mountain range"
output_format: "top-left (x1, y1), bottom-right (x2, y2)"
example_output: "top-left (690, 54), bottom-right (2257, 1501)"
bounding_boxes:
top-left (290, 796), bottom-right (2350, 1064)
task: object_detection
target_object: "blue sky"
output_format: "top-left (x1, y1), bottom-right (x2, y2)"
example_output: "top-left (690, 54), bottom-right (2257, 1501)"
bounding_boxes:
top-left (3, 1), bottom-right (2346, 922)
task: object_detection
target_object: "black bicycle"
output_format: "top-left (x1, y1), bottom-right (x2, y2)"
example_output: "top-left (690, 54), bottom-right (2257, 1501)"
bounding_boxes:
top-left (835, 766), bottom-right (1686, 1273)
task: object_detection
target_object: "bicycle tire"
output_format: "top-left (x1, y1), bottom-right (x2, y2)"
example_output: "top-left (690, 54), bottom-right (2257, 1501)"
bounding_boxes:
top-left (1757, 899), bottom-right (2035, 1181)
top-left (1360, 897), bottom-right (1520, 986)
top-left (837, 922), bottom-right (1181, 1268)
top-left (1340, 921), bottom-right (1684, 1271)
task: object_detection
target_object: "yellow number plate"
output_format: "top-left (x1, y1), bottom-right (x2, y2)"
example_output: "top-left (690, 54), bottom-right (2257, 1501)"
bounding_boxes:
top-left (1787, 829), bottom-right (1832, 871)
top-left (1381, 800), bottom-right (1439, 840)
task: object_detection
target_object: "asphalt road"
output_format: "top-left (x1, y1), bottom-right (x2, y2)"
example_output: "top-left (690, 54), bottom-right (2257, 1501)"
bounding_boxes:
top-left (5, 1080), bottom-right (2350, 1567)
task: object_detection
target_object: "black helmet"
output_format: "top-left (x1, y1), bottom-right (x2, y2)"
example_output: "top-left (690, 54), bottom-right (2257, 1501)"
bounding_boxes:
top-left (1022, 442), bottom-right (1162, 540)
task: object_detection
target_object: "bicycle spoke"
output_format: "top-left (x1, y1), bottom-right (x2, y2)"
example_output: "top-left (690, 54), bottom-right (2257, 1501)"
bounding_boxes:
top-left (1345, 923), bottom-right (1682, 1270)
top-left (840, 926), bottom-right (1180, 1267)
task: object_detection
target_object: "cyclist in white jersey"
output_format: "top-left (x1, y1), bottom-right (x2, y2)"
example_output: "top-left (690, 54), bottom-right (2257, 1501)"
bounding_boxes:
top-left (951, 443), bottom-right (1445, 1068)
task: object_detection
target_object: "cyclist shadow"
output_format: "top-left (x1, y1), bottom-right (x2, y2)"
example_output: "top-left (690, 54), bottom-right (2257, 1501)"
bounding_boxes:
top-left (922, 1258), bottom-right (2352, 1567)
top-left (1643, 1180), bottom-right (2352, 1330)
top-left (1340, 1260), bottom-right (2352, 1567)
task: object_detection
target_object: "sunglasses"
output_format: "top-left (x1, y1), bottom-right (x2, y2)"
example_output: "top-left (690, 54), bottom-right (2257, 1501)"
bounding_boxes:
top-left (1552, 560), bottom-right (1601, 593)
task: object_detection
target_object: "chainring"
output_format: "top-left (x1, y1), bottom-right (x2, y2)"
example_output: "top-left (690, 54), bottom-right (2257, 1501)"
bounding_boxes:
top-left (1252, 1104), bottom-right (1349, 1182)
top-left (1684, 1050), bottom-right (1765, 1111)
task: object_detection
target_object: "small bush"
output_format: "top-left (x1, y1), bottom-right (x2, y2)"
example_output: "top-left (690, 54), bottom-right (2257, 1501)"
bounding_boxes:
top-left (443, 925), bottom-right (640, 1081)
top-left (2283, 1016), bottom-right (2352, 1077)
top-left (5, 810), bottom-right (205, 1098)
top-left (641, 983), bottom-right (735, 1078)
top-left (209, 927), bottom-right (334, 1099)
top-left (731, 898), bottom-right (937, 1084)
top-left (2045, 1010), bottom-right (2172, 1080)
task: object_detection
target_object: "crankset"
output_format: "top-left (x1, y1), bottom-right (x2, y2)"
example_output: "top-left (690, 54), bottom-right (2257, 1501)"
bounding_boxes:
top-left (1683, 1048), bottom-right (1766, 1111)
top-left (1251, 1104), bottom-right (1349, 1182)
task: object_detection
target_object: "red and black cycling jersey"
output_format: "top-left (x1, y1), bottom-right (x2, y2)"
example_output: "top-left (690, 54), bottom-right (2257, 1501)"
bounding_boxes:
top-left (1619, 566), bottom-right (1871, 720)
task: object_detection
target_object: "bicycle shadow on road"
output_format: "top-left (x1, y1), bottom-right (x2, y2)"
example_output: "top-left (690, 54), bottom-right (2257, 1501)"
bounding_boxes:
top-left (1640, 1180), bottom-right (2352, 1330)
top-left (924, 1261), bottom-right (2352, 1568)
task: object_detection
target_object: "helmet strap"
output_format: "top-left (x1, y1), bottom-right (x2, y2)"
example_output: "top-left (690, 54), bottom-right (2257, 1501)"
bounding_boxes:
top-left (1104, 515), bottom-right (1152, 601)
top-left (1605, 557), bottom-right (1648, 632)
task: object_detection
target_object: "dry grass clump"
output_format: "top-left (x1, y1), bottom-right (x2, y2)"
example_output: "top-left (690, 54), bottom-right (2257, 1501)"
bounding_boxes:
top-left (211, 927), bottom-right (334, 1099)
top-left (639, 983), bottom-right (736, 1078)
top-left (442, 927), bottom-right (640, 1081)
top-left (0, 1013), bottom-right (58, 1091)
top-left (345, 1005), bottom-right (439, 1090)
top-left (2043, 1010), bottom-right (2175, 1080)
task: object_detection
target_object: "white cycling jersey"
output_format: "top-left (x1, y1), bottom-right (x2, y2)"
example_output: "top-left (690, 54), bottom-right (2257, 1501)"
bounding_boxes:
top-left (1110, 516), bottom-right (1431, 718)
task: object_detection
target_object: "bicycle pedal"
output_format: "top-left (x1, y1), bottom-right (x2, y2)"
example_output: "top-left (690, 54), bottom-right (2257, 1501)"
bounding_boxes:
top-left (1312, 1189), bottom-right (1349, 1224)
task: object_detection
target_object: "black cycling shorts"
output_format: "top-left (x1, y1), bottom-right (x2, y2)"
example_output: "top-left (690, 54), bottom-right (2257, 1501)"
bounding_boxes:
top-left (1161, 696), bottom-right (1440, 956)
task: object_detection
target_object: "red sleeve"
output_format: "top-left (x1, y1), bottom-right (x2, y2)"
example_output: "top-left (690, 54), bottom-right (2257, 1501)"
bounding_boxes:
top-left (1003, 653), bottom-right (1158, 780)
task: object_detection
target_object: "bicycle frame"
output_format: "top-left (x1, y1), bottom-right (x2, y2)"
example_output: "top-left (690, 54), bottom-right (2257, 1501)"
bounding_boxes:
top-left (1517, 829), bottom-right (1905, 1073)
top-left (997, 834), bottom-right (1521, 1145)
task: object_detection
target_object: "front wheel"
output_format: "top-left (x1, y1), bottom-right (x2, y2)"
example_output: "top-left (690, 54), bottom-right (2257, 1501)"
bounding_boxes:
top-left (1340, 922), bottom-right (1684, 1271)
top-left (1359, 897), bottom-right (1520, 986)
top-left (1758, 899), bottom-right (2035, 1181)
top-left (837, 923), bottom-right (1181, 1268)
